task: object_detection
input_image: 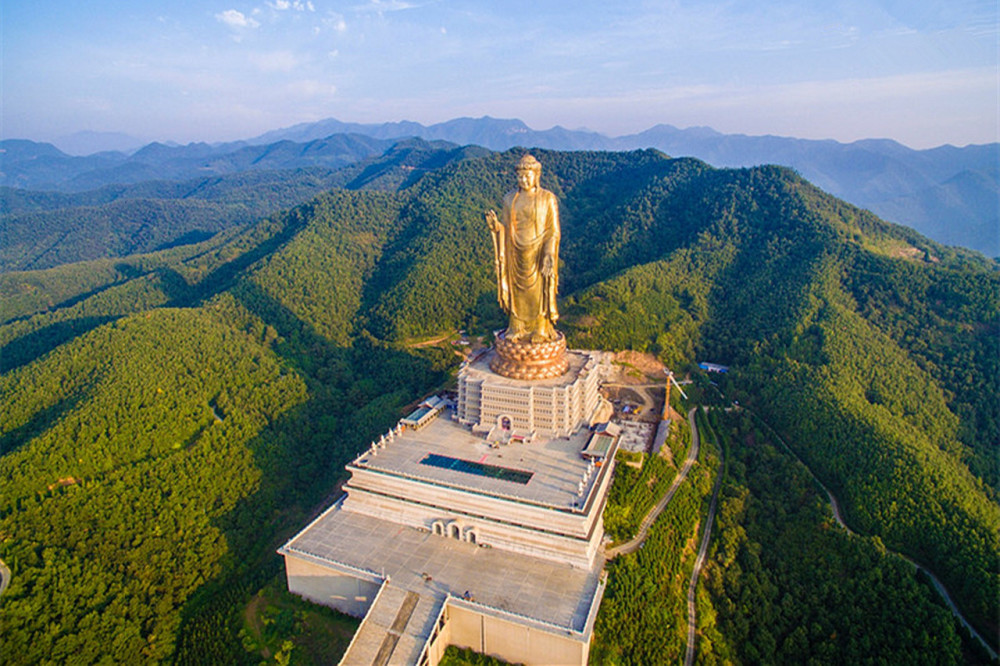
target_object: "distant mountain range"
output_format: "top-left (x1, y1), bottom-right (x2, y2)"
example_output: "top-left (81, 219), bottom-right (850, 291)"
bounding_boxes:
top-left (0, 139), bottom-right (488, 272)
top-left (51, 130), bottom-right (149, 156)
top-left (251, 117), bottom-right (999, 256)
top-left (0, 134), bottom-right (392, 192)
top-left (2, 117), bottom-right (996, 255)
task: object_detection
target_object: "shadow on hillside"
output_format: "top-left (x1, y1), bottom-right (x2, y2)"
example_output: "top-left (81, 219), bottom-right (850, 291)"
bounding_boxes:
top-left (1, 204), bottom-right (314, 377)
top-left (164, 213), bottom-right (312, 309)
top-left (151, 229), bottom-right (217, 253)
top-left (0, 213), bottom-right (302, 372)
top-left (0, 390), bottom-right (92, 461)
top-left (0, 263), bottom-right (195, 374)
top-left (1, 266), bottom-right (146, 328)
top-left (0, 316), bottom-right (119, 374)
top-left (556, 155), bottom-right (710, 294)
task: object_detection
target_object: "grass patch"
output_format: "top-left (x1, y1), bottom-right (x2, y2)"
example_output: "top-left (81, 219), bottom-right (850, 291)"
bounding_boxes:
top-left (439, 645), bottom-right (520, 666)
top-left (239, 575), bottom-right (359, 665)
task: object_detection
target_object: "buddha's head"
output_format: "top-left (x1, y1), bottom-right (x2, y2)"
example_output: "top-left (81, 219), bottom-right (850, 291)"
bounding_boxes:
top-left (516, 154), bottom-right (541, 190)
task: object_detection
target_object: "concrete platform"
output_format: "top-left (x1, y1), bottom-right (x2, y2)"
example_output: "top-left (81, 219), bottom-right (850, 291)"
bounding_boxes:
top-left (282, 502), bottom-right (605, 633)
top-left (281, 348), bottom-right (614, 664)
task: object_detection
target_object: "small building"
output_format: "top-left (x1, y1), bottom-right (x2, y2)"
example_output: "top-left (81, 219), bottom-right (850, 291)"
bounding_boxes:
top-left (581, 422), bottom-right (621, 464)
top-left (698, 362), bottom-right (729, 374)
top-left (401, 395), bottom-right (449, 430)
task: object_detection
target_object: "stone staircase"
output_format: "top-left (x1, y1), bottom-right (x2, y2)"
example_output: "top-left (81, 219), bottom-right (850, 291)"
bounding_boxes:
top-left (340, 584), bottom-right (444, 666)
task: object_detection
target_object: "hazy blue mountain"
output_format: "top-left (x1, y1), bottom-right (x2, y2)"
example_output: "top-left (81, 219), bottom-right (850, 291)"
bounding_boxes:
top-left (0, 140), bottom-right (130, 190)
top-left (51, 131), bottom-right (148, 156)
top-left (867, 169), bottom-right (999, 254)
top-left (337, 138), bottom-right (492, 190)
top-left (249, 115), bottom-right (617, 151)
top-left (249, 118), bottom-right (430, 144)
top-left (255, 117), bottom-right (1000, 256)
top-left (0, 135), bottom-right (392, 192)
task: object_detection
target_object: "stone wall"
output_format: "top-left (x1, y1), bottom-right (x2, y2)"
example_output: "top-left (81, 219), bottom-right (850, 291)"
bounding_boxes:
top-left (284, 553), bottom-right (382, 618)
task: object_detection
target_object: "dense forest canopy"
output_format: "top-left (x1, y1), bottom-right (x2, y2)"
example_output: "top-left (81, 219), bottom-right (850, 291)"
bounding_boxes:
top-left (0, 147), bottom-right (996, 663)
top-left (0, 139), bottom-right (489, 273)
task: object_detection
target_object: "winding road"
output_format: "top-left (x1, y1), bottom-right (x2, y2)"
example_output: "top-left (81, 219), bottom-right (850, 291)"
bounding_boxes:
top-left (746, 409), bottom-right (999, 661)
top-left (684, 410), bottom-right (724, 666)
top-left (606, 408), bottom-right (700, 559)
top-left (602, 407), bottom-right (716, 663)
top-left (603, 402), bottom-right (996, 663)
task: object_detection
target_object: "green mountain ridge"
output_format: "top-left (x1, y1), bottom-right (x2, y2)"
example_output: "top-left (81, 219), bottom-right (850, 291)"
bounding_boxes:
top-left (0, 149), bottom-right (996, 663)
top-left (0, 138), bottom-right (489, 274)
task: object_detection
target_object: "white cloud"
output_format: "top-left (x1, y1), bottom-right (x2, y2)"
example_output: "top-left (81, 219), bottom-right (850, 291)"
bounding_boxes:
top-left (353, 0), bottom-right (416, 13)
top-left (323, 14), bottom-right (348, 32)
top-left (249, 50), bottom-right (302, 72)
top-left (268, 0), bottom-right (315, 10)
top-left (215, 9), bottom-right (260, 29)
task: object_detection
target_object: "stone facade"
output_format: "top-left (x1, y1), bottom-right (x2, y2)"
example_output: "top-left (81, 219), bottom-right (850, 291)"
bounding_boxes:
top-left (457, 349), bottom-right (603, 439)
top-left (340, 441), bottom-right (615, 568)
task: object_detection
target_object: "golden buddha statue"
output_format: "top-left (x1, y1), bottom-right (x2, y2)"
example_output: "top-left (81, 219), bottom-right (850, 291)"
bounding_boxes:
top-left (485, 154), bottom-right (561, 343)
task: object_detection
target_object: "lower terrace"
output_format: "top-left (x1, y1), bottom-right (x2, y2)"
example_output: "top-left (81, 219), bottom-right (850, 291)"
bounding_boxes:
top-left (282, 502), bottom-right (606, 636)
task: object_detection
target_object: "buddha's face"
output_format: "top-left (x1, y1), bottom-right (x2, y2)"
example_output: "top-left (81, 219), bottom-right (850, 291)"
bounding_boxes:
top-left (517, 168), bottom-right (539, 190)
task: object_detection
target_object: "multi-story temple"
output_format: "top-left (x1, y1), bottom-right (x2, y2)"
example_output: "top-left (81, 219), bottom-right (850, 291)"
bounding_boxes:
top-left (279, 155), bottom-right (621, 665)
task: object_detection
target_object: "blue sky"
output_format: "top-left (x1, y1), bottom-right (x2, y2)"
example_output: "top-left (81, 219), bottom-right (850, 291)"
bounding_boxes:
top-left (3, 0), bottom-right (997, 148)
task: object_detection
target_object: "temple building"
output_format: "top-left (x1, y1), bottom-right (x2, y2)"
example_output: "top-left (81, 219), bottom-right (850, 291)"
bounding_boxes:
top-left (279, 348), bottom-right (618, 665)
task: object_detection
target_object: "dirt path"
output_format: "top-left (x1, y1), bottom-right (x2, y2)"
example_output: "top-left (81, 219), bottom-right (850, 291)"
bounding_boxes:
top-left (405, 332), bottom-right (453, 348)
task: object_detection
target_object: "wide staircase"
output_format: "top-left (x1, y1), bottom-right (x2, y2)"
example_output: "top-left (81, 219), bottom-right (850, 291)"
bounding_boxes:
top-left (340, 584), bottom-right (444, 665)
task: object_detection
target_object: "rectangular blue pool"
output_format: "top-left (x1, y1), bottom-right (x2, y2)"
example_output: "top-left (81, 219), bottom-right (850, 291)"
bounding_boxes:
top-left (420, 453), bottom-right (533, 485)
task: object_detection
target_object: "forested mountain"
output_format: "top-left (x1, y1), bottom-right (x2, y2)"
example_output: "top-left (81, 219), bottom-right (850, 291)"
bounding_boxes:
top-left (255, 116), bottom-right (1000, 256)
top-left (0, 139), bottom-right (487, 273)
top-left (0, 149), bottom-right (996, 664)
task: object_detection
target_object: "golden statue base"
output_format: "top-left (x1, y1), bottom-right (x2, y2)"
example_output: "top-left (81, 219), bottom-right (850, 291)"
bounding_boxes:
top-left (490, 331), bottom-right (569, 381)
